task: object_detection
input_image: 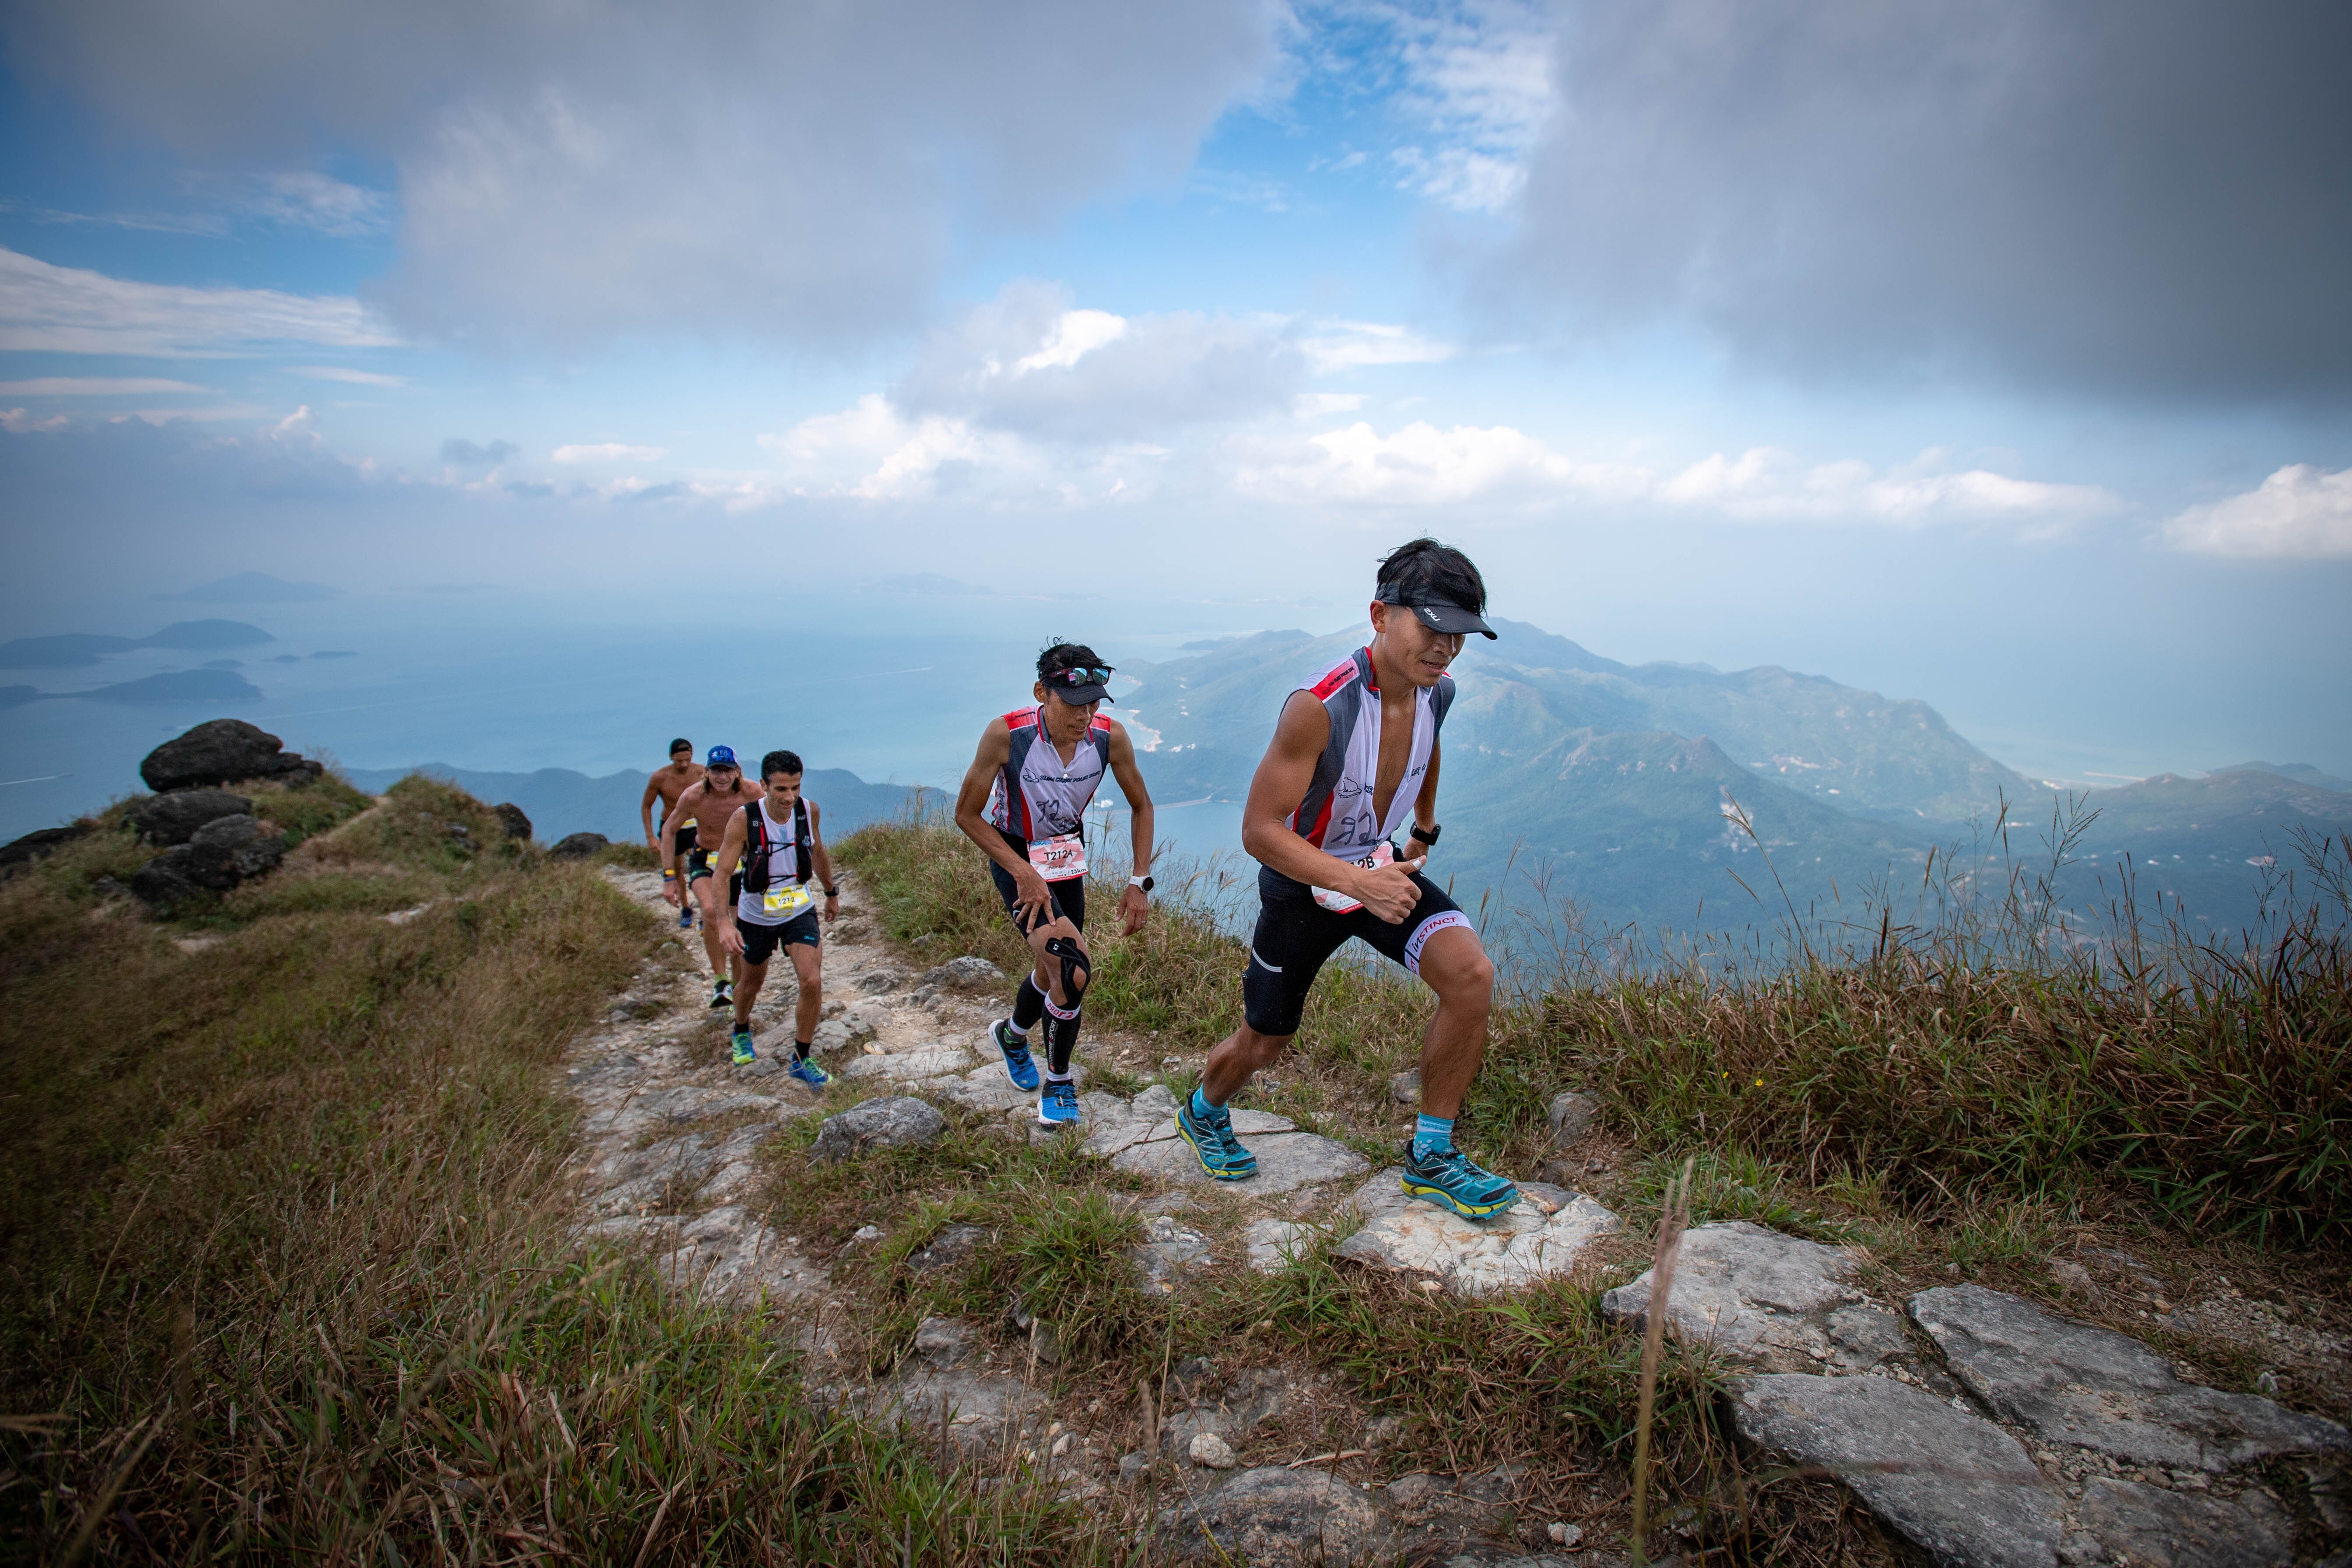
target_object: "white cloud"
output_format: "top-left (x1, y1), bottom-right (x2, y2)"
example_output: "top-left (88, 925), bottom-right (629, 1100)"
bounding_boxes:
top-left (0, 246), bottom-right (397, 356)
top-left (2163, 465), bottom-right (2352, 559)
top-left (1348, 0), bottom-right (1560, 214)
top-left (287, 365), bottom-right (406, 386)
top-left (1, 409), bottom-right (70, 433)
top-left (1299, 320), bottom-right (1454, 372)
top-left (0, 376), bottom-right (210, 395)
top-left (235, 171), bottom-right (390, 236)
top-left (895, 281), bottom-right (1308, 442)
top-left (552, 442), bottom-right (667, 463)
top-left (1234, 418), bottom-right (1644, 506)
top-left (1659, 448), bottom-right (2121, 528)
top-left (15, 0), bottom-right (1284, 348)
top-left (1293, 392), bottom-right (1368, 415)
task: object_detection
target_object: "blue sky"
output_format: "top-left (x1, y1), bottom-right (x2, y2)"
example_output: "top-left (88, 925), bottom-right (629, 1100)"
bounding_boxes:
top-left (2, 0), bottom-right (2348, 784)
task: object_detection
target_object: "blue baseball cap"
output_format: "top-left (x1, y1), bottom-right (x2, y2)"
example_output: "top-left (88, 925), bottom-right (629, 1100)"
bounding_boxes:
top-left (706, 744), bottom-right (737, 768)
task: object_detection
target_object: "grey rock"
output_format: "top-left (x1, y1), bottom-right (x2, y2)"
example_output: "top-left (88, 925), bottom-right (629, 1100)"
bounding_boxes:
top-left (1827, 1302), bottom-right (1914, 1372)
top-left (0, 821), bottom-right (96, 877)
top-left (1130, 1082), bottom-right (1180, 1119)
top-left (906, 1223), bottom-right (988, 1274)
top-left (850, 1362), bottom-right (1051, 1458)
top-left (1390, 1069), bottom-right (1421, 1104)
top-left (1133, 1215), bottom-right (1213, 1293)
top-left (857, 968), bottom-right (908, 994)
top-left (737, 1056), bottom-right (781, 1079)
top-left (809, 1096), bottom-right (945, 1163)
top-left (913, 1315), bottom-right (975, 1368)
top-left (841, 1045), bottom-right (975, 1082)
top-left (1243, 1218), bottom-right (1313, 1273)
top-left (1189, 1431), bottom-right (1237, 1468)
top-left (1337, 1167), bottom-right (1620, 1295)
top-left (2075, 1475), bottom-right (2292, 1568)
top-left (129, 787), bottom-right (250, 845)
top-left (1602, 1220), bottom-right (1889, 1372)
top-left (188, 814), bottom-right (285, 883)
top-left (491, 802), bottom-right (532, 840)
top-left (809, 1015), bottom-right (877, 1054)
top-left (1112, 1110), bottom-right (1372, 1195)
top-left (1545, 1090), bottom-right (1598, 1146)
top-left (1728, 1372), bottom-right (2062, 1568)
top-left (1909, 1284), bottom-right (2351, 1472)
top-left (129, 845), bottom-right (204, 907)
top-left (1120, 1451), bottom-right (1153, 1484)
top-left (651, 1206), bottom-right (828, 1301)
top-left (549, 831), bottom-right (608, 860)
top-left (1155, 1467), bottom-right (1395, 1567)
top-left (1027, 1317), bottom-right (1065, 1365)
top-left (1161, 1369), bottom-right (1286, 1455)
top-left (920, 956), bottom-right (1006, 989)
top-left (140, 718), bottom-right (321, 791)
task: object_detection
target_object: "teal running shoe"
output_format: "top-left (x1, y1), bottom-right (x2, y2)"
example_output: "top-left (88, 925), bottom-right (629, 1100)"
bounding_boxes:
top-left (730, 1028), bottom-right (757, 1066)
top-left (709, 978), bottom-right (733, 1010)
top-left (1400, 1144), bottom-right (1520, 1219)
top-left (1036, 1077), bottom-right (1080, 1129)
top-left (1175, 1095), bottom-right (1257, 1180)
top-left (990, 1019), bottom-right (1040, 1091)
top-left (787, 1054), bottom-right (832, 1089)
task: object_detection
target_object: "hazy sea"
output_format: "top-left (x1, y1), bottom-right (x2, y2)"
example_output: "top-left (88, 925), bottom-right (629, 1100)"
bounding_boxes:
top-left (0, 588), bottom-right (1255, 863)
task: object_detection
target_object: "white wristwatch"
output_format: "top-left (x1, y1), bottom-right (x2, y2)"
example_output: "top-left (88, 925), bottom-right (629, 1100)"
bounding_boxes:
top-left (1129, 874), bottom-right (1155, 891)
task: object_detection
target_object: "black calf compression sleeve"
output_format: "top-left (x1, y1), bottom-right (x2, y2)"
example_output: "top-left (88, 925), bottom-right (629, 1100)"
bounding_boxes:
top-left (1012, 974), bottom-right (1047, 1033)
top-left (1048, 1006), bottom-right (1081, 1076)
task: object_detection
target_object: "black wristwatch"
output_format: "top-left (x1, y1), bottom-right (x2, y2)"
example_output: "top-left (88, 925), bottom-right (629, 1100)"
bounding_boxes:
top-left (824, 885), bottom-right (840, 897)
top-left (1410, 823), bottom-right (1441, 846)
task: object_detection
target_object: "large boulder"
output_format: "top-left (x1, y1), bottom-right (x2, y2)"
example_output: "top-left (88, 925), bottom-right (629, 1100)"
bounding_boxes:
top-left (809, 1096), bottom-right (945, 1163)
top-left (1601, 1220), bottom-right (1910, 1373)
top-left (1153, 1467), bottom-right (1396, 1566)
top-left (1909, 1284), bottom-right (2350, 1473)
top-left (140, 719), bottom-right (322, 791)
top-left (1726, 1372), bottom-right (2063, 1568)
top-left (491, 802), bottom-right (533, 840)
top-left (0, 822), bottom-right (93, 877)
top-left (548, 831), bottom-right (607, 860)
top-left (129, 788), bottom-right (251, 845)
top-left (130, 814), bottom-right (287, 908)
top-left (1336, 1169), bottom-right (1621, 1296)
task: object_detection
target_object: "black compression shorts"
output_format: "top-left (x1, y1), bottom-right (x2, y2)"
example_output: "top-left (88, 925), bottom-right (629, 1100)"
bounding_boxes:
top-left (1242, 865), bottom-right (1474, 1037)
top-left (687, 846), bottom-right (714, 883)
top-left (989, 834), bottom-right (1086, 934)
top-left (739, 908), bottom-right (820, 966)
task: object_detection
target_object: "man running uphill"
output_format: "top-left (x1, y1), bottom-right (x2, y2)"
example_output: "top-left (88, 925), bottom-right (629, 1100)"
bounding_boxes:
top-left (954, 642), bottom-right (1155, 1130)
top-left (660, 746), bottom-right (763, 1011)
top-left (712, 751), bottom-right (840, 1083)
top-left (1178, 539), bottom-right (1518, 1219)
top-left (642, 738), bottom-right (703, 929)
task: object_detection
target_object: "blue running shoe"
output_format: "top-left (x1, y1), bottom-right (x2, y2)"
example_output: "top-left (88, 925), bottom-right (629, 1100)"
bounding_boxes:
top-left (1176, 1095), bottom-right (1257, 1180)
top-left (787, 1053), bottom-right (832, 1089)
top-left (678, 905), bottom-right (695, 929)
top-left (1037, 1077), bottom-right (1081, 1129)
top-left (1400, 1144), bottom-right (1520, 1219)
top-left (730, 1028), bottom-right (757, 1066)
top-left (990, 1019), bottom-right (1040, 1091)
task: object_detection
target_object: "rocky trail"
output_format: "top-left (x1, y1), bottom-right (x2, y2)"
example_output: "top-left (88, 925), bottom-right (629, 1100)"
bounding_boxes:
top-left (565, 867), bottom-right (2350, 1568)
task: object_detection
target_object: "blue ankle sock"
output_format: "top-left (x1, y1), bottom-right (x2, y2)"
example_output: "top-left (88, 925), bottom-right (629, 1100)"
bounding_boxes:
top-left (1190, 1086), bottom-right (1227, 1122)
top-left (1413, 1113), bottom-right (1455, 1157)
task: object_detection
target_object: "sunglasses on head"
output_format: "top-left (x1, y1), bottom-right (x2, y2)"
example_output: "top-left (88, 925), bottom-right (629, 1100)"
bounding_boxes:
top-left (1048, 665), bottom-right (1112, 685)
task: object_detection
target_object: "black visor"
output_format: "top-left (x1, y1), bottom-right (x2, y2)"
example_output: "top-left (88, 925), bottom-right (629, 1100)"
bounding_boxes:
top-left (1378, 586), bottom-right (1495, 639)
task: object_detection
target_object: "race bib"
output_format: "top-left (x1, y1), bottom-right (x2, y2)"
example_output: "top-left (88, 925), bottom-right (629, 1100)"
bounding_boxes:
top-left (1026, 832), bottom-right (1087, 880)
top-left (1311, 842), bottom-right (1395, 914)
top-left (762, 883), bottom-right (813, 918)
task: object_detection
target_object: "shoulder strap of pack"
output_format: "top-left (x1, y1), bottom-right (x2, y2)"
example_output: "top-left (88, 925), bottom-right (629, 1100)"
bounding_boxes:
top-left (792, 796), bottom-right (812, 883)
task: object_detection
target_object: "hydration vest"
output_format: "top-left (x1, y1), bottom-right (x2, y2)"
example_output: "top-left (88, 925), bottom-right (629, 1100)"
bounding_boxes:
top-left (984, 705), bottom-right (1113, 841)
top-left (1283, 645), bottom-right (1454, 865)
top-left (738, 796), bottom-right (813, 891)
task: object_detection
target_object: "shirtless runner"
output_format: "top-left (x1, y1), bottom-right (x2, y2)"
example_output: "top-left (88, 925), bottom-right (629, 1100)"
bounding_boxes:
top-left (954, 640), bottom-right (1155, 1130)
top-left (659, 745), bottom-right (765, 1011)
top-left (642, 738), bottom-right (703, 929)
top-left (1175, 538), bottom-right (1519, 1219)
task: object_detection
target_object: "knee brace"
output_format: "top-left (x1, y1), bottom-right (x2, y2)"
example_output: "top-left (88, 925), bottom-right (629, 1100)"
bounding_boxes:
top-left (1043, 933), bottom-right (1091, 1003)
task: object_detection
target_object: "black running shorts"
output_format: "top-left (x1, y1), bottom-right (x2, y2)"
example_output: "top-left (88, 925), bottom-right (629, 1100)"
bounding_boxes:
top-left (988, 835), bottom-right (1086, 934)
top-left (670, 818), bottom-right (696, 861)
top-left (686, 847), bottom-right (714, 884)
top-left (739, 908), bottom-right (820, 966)
top-left (1242, 866), bottom-right (1474, 1038)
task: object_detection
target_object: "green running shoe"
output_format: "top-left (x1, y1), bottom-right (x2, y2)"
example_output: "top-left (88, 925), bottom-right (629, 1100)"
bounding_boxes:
top-left (1400, 1144), bottom-right (1520, 1218)
top-left (1175, 1094), bottom-right (1257, 1180)
top-left (730, 1028), bottom-right (757, 1066)
top-left (787, 1054), bottom-right (832, 1089)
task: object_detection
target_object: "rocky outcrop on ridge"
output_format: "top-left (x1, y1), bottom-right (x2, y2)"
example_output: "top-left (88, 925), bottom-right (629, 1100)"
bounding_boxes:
top-left (138, 718), bottom-right (323, 791)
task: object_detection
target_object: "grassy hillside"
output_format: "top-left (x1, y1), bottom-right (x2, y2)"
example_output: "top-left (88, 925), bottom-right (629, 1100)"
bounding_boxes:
top-left (340, 762), bottom-right (916, 845)
top-left (0, 775), bottom-right (1104, 1563)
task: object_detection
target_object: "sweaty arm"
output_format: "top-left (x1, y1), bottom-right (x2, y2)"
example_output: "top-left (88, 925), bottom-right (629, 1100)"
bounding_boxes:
top-left (1413, 738), bottom-right (1442, 852)
top-left (659, 783), bottom-right (704, 877)
top-left (1104, 723), bottom-right (1156, 935)
top-left (807, 802), bottom-right (840, 922)
top-left (953, 719), bottom-right (1056, 928)
top-left (1240, 691), bottom-right (1426, 923)
top-left (640, 774), bottom-right (666, 846)
top-left (712, 806), bottom-right (751, 955)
